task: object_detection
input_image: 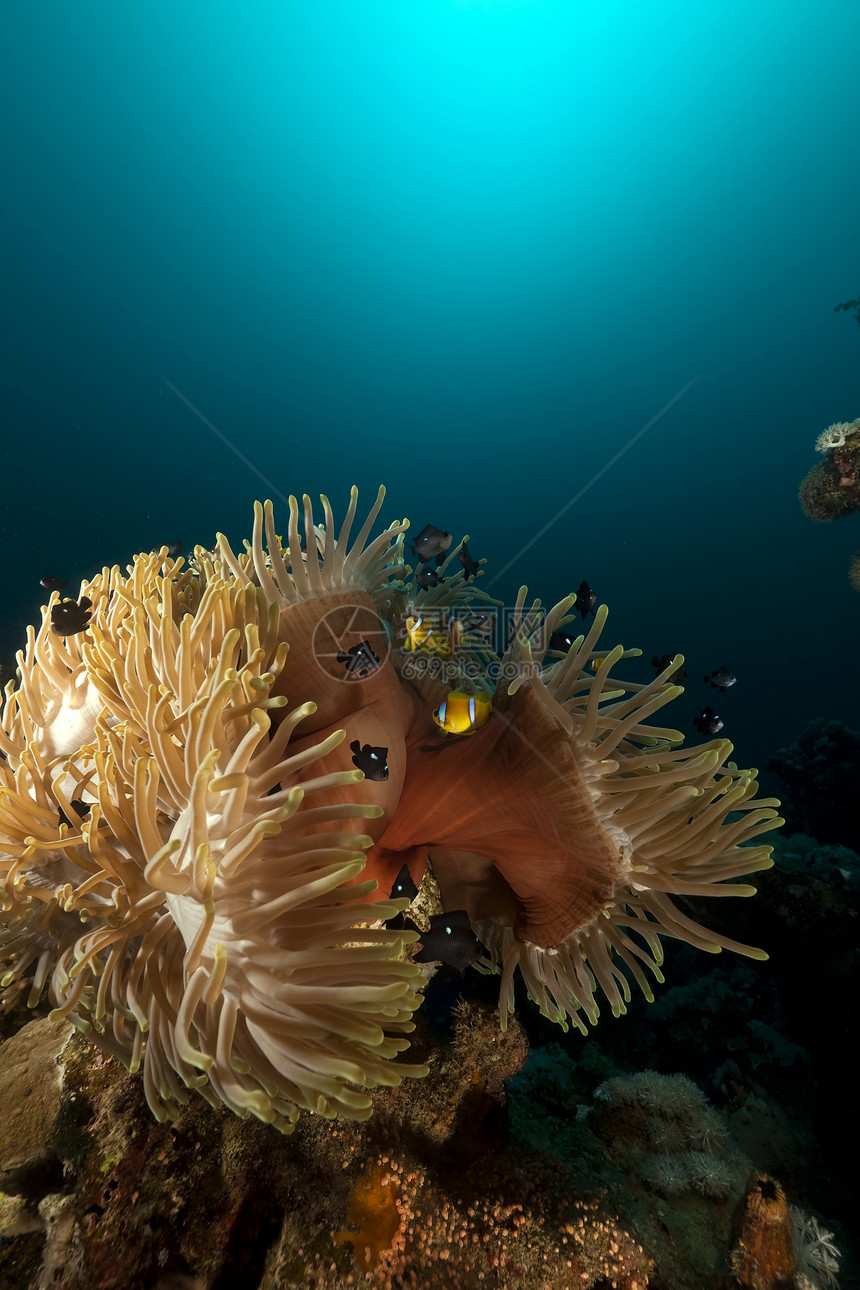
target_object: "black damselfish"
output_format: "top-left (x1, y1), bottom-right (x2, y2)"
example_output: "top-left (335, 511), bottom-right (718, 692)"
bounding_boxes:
top-left (652, 653), bottom-right (687, 683)
top-left (413, 910), bottom-right (481, 971)
top-left (549, 628), bottom-right (577, 653)
top-left (349, 740), bottom-right (389, 781)
top-left (390, 864), bottom-right (419, 903)
top-left (693, 705), bottom-right (724, 735)
top-left (411, 524), bottom-right (452, 566)
top-left (337, 640), bottom-right (381, 677)
top-left (415, 566), bottom-right (444, 590)
top-left (575, 580), bottom-right (597, 618)
top-left (458, 542), bottom-right (481, 580)
top-left (50, 597), bottom-right (92, 637)
top-left (703, 666), bottom-right (737, 692)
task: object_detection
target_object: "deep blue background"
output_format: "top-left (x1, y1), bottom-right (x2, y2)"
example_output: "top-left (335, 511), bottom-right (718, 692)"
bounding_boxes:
top-left (3, 0), bottom-right (858, 775)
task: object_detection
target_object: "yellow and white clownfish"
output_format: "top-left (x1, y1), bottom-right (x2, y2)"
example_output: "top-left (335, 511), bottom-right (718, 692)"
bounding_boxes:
top-left (432, 689), bottom-right (492, 736)
top-left (402, 614), bottom-right (464, 658)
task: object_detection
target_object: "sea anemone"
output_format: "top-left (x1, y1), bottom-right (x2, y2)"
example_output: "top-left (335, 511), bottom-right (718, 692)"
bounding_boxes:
top-left (0, 500), bottom-right (427, 1131)
top-left (373, 587), bottom-right (780, 1031)
top-left (1, 487), bottom-right (781, 1126)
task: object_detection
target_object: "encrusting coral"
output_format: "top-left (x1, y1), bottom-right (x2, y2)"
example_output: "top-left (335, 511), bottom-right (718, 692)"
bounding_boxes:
top-left (1, 487), bottom-right (781, 1132)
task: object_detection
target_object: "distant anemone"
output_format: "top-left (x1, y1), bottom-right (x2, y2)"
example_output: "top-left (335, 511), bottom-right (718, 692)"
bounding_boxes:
top-left (1, 488), bottom-right (781, 1128)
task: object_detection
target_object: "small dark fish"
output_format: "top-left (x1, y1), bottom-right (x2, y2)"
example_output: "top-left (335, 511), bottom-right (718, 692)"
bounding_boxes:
top-left (350, 739), bottom-right (389, 781)
top-left (58, 799), bottom-right (91, 829)
top-left (50, 596), bottom-right (93, 637)
top-left (693, 705), bottom-right (724, 735)
top-left (463, 610), bottom-right (495, 646)
top-left (413, 909), bottom-right (481, 971)
top-left (415, 565), bottom-right (444, 590)
top-left (458, 542), bottom-right (481, 580)
top-left (411, 524), bottom-right (453, 566)
top-left (549, 628), bottom-right (577, 653)
top-left (41, 574), bottom-right (68, 592)
top-left (703, 666), bottom-right (737, 692)
top-left (164, 540), bottom-right (183, 559)
top-left (652, 653), bottom-right (687, 684)
top-left (337, 640), bottom-right (381, 677)
top-left (387, 865), bottom-right (419, 931)
top-left (575, 580), bottom-right (597, 618)
top-left (390, 864), bottom-right (418, 903)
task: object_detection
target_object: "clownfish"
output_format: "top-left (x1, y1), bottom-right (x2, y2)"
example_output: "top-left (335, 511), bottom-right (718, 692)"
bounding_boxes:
top-left (402, 615), bottom-right (463, 657)
top-left (432, 689), bottom-right (492, 736)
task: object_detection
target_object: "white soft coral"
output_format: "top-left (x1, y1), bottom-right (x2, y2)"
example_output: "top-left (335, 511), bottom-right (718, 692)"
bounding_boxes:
top-left (815, 417), bottom-right (860, 453)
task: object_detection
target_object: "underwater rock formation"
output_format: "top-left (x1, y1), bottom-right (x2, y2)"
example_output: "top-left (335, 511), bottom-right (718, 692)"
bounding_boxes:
top-left (0, 1001), bottom-right (656, 1289)
top-left (0, 996), bottom-right (845, 1288)
top-left (766, 719), bottom-right (860, 853)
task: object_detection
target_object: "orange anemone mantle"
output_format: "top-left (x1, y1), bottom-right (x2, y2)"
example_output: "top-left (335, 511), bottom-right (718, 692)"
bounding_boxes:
top-left (271, 586), bottom-right (624, 952)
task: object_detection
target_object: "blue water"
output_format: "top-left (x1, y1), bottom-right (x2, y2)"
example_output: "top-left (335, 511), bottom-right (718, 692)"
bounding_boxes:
top-left (3, 0), bottom-right (858, 776)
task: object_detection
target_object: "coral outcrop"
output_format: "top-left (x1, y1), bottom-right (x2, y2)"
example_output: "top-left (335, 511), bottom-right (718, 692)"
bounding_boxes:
top-left (799, 417), bottom-right (860, 590)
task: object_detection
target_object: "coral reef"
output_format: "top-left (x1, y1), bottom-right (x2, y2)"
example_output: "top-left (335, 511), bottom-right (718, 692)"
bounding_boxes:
top-left (766, 720), bottom-right (860, 853)
top-left (814, 421), bottom-right (860, 454)
top-left (0, 1000), bottom-right (661, 1290)
top-left (799, 417), bottom-right (860, 590)
top-left (2, 489), bottom-right (854, 1289)
top-left (507, 1043), bottom-right (846, 1290)
top-left (798, 460), bottom-right (860, 522)
top-left (590, 1070), bottom-right (749, 1202)
top-left (1, 983), bottom-right (847, 1289)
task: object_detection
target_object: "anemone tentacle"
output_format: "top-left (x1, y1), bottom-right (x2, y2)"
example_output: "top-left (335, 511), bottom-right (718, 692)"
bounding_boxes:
top-left (1, 498), bottom-right (427, 1129)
